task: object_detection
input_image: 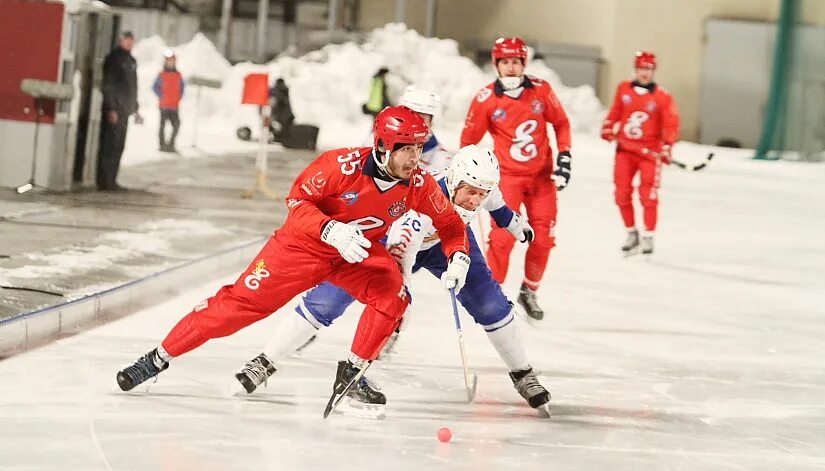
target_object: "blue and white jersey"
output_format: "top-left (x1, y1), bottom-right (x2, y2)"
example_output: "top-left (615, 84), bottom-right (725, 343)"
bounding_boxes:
top-left (386, 178), bottom-right (514, 282)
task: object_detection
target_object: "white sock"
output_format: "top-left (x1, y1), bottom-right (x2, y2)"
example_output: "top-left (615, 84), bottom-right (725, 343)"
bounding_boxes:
top-left (627, 227), bottom-right (638, 234)
top-left (485, 317), bottom-right (530, 372)
top-left (155, 345), bottom-right (171, 363)
top-left (643, 230), bottom-right (655, 238)
top-left (262, 312), bottom-right (319, 366)
top-left (348, 353), bottom-right (368, 369)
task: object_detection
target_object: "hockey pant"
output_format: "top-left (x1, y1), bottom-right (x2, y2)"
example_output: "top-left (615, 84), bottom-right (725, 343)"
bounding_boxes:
top-left (298, 228), bottom-right (514, 333)
top-left (160, 230), bottom-right (408, 360)
top-left (486, 172), bottom-right (557, 290)
top-left (614, 150), bottom-right (662, 231)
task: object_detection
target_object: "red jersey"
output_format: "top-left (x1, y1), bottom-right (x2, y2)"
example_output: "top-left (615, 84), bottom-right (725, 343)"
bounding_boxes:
top-left (603, 80), bottom-right (679, 155)
top-left (461, 76), bottom-right (571, 177)
top-left (282, 147), bottom-right (468, 260)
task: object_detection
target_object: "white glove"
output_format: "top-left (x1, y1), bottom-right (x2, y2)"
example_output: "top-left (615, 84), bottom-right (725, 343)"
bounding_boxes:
top-left (506, 213), bottom-right (534, 243)
top-left (321, 220), bottom-right (371, 263)
top-left (441, 252), bottom-right (471, 292)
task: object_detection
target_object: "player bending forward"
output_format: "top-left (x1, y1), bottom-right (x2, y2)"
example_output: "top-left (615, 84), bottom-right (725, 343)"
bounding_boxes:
top-left (115, 106), bottom-right (470, 409)
top-left (235, 145), bottom-right (552, 417)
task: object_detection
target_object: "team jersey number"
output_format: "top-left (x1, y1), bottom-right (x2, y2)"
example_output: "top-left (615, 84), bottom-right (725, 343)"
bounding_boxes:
top-left (338, 150), bottom-right (361, 175)
top-left (347, 216), bottom-right (385, 232)
top-left (622, 111), bottom-right (649, 139)
top-left (510, 119), bottom-right (539, 162)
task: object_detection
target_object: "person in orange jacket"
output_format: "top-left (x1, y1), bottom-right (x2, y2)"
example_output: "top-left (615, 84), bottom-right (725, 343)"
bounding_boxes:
top-left (601, 51), bottom-right (680, 256)
top-left (153, 50), bottom-right (185, 152)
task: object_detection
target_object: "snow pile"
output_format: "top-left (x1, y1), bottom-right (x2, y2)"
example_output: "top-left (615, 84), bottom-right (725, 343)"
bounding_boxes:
top-left (124, 24), bottom-right (604, 165)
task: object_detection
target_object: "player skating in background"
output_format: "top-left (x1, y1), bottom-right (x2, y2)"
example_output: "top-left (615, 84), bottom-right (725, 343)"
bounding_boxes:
top-left (235, 145), bottom-right (551, 418)
top-left (601, 51), bottom-right (680, 256)
top-left (461, 37), bottom-right (573, 322)
top-left (116, 106), bottom-right (471, 413)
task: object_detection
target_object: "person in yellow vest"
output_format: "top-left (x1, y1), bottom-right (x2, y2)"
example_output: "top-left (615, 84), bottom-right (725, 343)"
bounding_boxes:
top-left (362, 67), bottom-right (389, 117)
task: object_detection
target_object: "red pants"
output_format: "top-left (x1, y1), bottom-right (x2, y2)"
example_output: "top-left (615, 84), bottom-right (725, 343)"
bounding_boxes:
top-left (614, 150), bottom-right (662, 231)
top-left (486, 172), bottom-right (557, 289)
top-left (161, 230), bottom-right (408, 360)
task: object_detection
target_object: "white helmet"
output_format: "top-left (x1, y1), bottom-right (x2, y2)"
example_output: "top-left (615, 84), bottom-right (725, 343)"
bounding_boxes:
top-left (447, 145), bottom-right (500, 223)
top-left (399, 85), bottom-right (442, 116)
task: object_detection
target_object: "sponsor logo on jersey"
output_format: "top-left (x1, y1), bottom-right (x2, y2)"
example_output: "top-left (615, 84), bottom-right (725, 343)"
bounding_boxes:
top-left (477, 88), bottom-right (493, 103)
top-left (309, 171), bottom-right (326, 189)
top-left (340, 191), bottom-right (359, 205)
top-left (646, 101), bottom-right (657, 112)
top-left (388, 200), bottom-right (407, 218)
top-left (194, 299), bottom-right (209, 312)
top-left (531, 99), bottom-right (544, 114)
top-left (286, 198), bottom-right (302, 208)
top-left (244, 259), bottom-right (271, 290)
top-left (492, 107), bottom-right (507, 122)
top-left (622, 94), bottom-right (632, 104)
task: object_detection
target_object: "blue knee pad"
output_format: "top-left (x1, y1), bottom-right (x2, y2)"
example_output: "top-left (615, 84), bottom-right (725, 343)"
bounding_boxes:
top-left (295, 281), bottom-right (355, 328)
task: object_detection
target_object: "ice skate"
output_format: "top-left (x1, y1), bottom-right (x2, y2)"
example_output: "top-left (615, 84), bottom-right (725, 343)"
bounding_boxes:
top-left (235, 353), bottom-right (277, 394)
top-left (517, 283), bottom-right (544, 321)
top-left (621, 228), bottom-right (640, 256)
top-left (509, 367), bottom-right (551, 417)
top-left (116, 348), bottom-right (169, 391)
top-left (324, 360), bottom-right (385, 419)
top-left (641, 234), bottom-right (654, 256)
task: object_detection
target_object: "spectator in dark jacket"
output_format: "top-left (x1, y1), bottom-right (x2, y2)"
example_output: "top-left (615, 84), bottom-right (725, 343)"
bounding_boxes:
top-left (268, 78), bottom-right (294, 141)
top-left (97, 31), bottom-right (139, 191)
top-left (153, 50), bottom-right (185, 152)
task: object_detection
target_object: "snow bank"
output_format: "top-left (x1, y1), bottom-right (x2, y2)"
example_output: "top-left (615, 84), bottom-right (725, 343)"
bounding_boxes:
top-left (123, 24), bottom-right (604, 166)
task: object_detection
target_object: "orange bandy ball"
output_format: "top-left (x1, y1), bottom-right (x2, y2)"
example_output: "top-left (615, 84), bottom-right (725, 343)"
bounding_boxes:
top-left (437, 427), bottom-right (452, 443)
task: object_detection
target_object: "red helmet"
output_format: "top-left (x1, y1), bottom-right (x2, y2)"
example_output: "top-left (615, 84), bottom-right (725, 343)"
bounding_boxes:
top-left (634, 50), bottom-right (656, 69)
top-left (373, 106), bottom-right (430, 152)
top-left (492, 37), bottom-right (528, 65)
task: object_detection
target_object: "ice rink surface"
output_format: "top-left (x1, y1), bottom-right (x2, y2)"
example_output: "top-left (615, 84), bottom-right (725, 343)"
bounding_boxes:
top-left (2, 137), bottom-right (824, 470)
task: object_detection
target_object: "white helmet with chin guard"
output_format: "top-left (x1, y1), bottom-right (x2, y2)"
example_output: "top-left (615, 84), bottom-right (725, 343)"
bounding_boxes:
top-left (446, 145), bottom-right (500, 223)
top-left (399, 85), bottom-right (442, 117)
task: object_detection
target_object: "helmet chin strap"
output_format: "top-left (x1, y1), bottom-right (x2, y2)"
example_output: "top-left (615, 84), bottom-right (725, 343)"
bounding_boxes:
top-left (372, 148), bottom-right (401, 181)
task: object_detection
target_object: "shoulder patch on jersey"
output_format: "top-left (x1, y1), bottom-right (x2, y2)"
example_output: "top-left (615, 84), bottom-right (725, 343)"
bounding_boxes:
top-left (476, 87), bottom-right (493, 103)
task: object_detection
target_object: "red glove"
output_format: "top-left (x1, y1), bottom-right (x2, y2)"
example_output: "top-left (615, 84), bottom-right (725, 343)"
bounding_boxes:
top-left (600, 122), bottom-right (615, 142)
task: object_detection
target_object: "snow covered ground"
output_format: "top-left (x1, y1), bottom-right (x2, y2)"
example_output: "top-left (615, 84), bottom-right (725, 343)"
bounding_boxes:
top-left (2, 134), bottom-right (824, 470)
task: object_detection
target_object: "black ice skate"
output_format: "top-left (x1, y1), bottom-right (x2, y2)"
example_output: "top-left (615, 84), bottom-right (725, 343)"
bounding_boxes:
top-left (323, 360), bottom-right (385, 419)
top-left (509, 367), bottom-right (551, 417)
top-left (235, 353), bottom-right (277, 394)
top-left (640, 234), bottom-right (654, 255)
top-left (518, 284), bottom-right (544, 321)
top-left (116, 348), bottom-right (169, 391)
top-left (622, 228), bottom-right (640, 256)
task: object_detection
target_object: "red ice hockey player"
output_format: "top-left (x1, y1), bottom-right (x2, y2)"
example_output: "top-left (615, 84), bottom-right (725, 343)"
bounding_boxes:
top-left (461, 37), bottom-right (572, 321)
top-left (601, 50), bottom-right (680, 256)
top-left (116, 106), bottom-right (470, 406)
